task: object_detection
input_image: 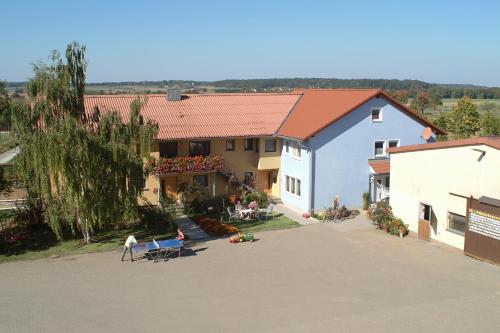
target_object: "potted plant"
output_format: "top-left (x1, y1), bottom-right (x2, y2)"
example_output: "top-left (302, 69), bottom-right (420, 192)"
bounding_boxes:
top-left (225, 175), bottom-right (241, 204)
top-left (398, 223), bottom-right (409, 238)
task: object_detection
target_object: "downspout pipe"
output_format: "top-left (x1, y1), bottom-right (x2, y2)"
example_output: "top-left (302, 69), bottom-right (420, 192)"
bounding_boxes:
top-left (308, 144), bottom-right (315, 214)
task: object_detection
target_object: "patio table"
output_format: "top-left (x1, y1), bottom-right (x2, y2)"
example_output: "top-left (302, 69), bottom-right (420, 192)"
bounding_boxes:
top-left (239, 208), bottom-right (260, 220)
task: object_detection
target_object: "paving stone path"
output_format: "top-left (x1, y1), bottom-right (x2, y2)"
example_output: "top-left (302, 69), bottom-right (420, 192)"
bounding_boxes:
top-left (173, 215), bottom-right (209, 240)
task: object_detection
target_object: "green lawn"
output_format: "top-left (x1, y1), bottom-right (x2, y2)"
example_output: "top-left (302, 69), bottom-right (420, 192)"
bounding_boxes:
top-left (0, 225), bottom-right (176, 263)
top-left (0, 210), bottom-right (176, 263)
top-left (208, 212), bottom-right (301, 234)
top-left (0, 132), bottom-right (16, 154)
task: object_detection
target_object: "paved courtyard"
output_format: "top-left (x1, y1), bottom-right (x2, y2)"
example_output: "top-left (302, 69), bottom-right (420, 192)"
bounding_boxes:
top-left (1, 216), bottom-right (499, 333)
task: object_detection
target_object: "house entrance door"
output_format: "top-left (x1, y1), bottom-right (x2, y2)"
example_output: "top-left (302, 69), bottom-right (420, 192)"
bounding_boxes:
top-left (161, 176), bottom-right (178, 200)
top-left (418, 203), bottom-right (432, 241)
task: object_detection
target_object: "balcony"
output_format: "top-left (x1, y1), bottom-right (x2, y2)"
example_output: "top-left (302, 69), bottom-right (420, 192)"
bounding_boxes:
top-left (147, 154), bottom-right (224, 175)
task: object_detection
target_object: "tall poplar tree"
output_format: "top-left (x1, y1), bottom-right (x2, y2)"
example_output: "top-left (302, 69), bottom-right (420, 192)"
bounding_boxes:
top-left (12, 42), bottom-right (158, 242)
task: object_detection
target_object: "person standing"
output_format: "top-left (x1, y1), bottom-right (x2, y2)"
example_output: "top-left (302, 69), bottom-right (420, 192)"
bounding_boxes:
top-left (121, 235), bottom-right (138, 262)
top-left (176, 227), bottom-right (185, 241)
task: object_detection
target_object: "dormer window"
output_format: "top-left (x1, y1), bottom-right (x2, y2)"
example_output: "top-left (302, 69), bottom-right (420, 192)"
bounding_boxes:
top-left (371, 107), bottom-right (382, 122)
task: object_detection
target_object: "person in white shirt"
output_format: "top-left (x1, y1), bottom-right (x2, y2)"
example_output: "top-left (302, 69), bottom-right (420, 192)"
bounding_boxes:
top-left (121, 235), bottom-right (138, 262)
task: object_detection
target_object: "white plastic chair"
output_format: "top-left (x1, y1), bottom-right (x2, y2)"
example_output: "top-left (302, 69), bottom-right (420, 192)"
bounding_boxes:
top-left (260, 203), bottom-right (275, 220)
top-left (227, 207), bottom-right (240, 222)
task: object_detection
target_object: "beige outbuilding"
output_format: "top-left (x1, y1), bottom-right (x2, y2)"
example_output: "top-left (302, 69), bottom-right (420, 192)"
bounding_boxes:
top-left (388, 137), bottom-right (500, 250)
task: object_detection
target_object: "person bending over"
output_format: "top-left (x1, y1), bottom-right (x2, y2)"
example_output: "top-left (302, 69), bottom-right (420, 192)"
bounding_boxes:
top-left (121, 235), bottom-right (138, 262)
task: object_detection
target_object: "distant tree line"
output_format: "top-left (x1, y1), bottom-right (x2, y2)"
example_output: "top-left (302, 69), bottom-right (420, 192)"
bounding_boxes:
top-left (5, 78), bottom-right (500, 99)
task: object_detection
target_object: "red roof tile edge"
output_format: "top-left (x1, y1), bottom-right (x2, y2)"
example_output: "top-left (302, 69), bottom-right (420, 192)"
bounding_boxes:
top-left (277, 89), bottom-right (444, 140)
top-left (387, 136), bottom-right (500, 154)
top-left (368, 159), bottom-right (390, 174)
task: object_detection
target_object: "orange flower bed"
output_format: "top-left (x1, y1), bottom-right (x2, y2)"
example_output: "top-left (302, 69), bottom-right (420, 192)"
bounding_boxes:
top-left (192, 216), bottom-right (239, 236)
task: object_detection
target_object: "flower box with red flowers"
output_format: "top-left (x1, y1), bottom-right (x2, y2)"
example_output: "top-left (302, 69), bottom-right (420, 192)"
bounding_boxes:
top-left (148, 155), bottom-right (224, 175)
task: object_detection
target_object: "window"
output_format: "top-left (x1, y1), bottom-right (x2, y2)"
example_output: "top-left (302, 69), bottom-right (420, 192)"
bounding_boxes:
top-left (374, 141), bottom-right (385, 157)
top-left (288, 140), bottom-right (301, 158)
top-left (189, 141), bottom-right (210, 156)
top-left (285, 175), bottom-right (301, 196)
top-left (385, 176), bottom-right (390, 188)
top-left (285, 140), bottom-right (290, 153)
top-left (255, 138), bottom-right (260, 153)
top-left (388, 140), bottom-right (400, 148)
top-left (159, 141), bottom-right (178, 158)
top-left (265, 139), bottom-right (276, 152)
top-left (447, 212), bottom-right (466, 235)
top-left (372, 107), bottom-right (382, 122)
top-left (225, 139), bottom-right (235, 151)
top-left (193, 175), bottom-right (208, 187)
top-left (244, 138), bottom-right (253, 151)
top-left (419, 203), bottom-right (432, 222)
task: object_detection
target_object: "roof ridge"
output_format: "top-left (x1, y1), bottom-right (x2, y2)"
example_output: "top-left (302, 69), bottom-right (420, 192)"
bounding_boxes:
top-left (84, 93), bottom-right (302, 98)
top-left (294, 88), bottom-right (382, 91)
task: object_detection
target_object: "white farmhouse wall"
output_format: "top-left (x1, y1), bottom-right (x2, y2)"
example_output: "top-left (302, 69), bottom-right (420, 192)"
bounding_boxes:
top-left (390, 144), bottom-right (500, 250)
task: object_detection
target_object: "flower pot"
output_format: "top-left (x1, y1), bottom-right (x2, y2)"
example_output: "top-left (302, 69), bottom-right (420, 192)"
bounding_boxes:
top-left (228, 195), bottom-right (237, 204)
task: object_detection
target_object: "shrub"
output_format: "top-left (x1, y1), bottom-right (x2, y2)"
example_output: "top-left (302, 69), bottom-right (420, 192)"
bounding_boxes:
top-left (138, 204), bottom-right (173, 230)
top-left (191, 215), bottom-right (239, 236)
top-left (362, 192), bottom-right (369, 210)
top-left (368, 202), bottom-right (409, 237)
top-left (242, 191), bottom-right (267, 207)
top-left (369, 200), bottom-right (393, 229)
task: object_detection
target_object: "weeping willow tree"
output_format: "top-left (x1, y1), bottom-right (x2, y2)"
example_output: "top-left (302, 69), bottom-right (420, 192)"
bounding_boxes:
top-left (12, 42), bottom-right (158, 242)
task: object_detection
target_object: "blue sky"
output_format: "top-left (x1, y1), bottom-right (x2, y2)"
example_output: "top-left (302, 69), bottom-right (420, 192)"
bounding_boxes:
top-left (2, 0), bottom-right (500, 86)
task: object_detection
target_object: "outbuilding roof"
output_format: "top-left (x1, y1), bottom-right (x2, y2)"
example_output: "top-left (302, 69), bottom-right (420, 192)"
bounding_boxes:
top-left (387, 136), bottom-right (500, 154)
top-left (277, 89), bottom-right (444, 140)
top-left (368, 159), bottom-right (390, 174)
top-left (84, 93), bottom-right (302, 140)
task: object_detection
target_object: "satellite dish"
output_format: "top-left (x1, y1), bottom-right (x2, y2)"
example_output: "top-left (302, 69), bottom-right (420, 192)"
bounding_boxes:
top-left (422, 127), bottom-right (433, 141)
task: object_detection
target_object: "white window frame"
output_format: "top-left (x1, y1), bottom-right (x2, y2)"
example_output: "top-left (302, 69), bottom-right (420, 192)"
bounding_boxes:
top-left (387, 139), bottom-right (400, 149)
top-left (371, 107), bottom-right (383, 122)
top-left (288, 140), bottom-right (301, 159)
top-left (374, 140), bottom-right (386, 158)
top-left (285, 175), bottom-right (301, 197)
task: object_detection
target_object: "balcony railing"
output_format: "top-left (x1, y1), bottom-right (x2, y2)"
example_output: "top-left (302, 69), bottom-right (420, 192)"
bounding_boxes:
top-left (147, 154), bottom-right (224, 175)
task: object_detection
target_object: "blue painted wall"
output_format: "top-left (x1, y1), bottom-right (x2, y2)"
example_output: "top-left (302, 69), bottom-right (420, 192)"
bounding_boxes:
top-left (308, 96), bottom-right (431, 209)
top-left (279, 139), bottom-right (311, 213)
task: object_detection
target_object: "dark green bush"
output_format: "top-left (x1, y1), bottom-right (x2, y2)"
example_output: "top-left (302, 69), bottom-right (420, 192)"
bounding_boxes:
top-left (362, 192), bottom-right (369, 210)
top-left (370, 200), bottom-right (393, 229)
top-left (138, 204), bottom-right (173, 230)
top-left (241, 191), bottom-right (267, 207)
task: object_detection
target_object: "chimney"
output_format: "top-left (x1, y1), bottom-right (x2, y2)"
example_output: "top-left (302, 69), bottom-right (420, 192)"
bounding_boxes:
top-left (166, 87), bottom-right (182, 101)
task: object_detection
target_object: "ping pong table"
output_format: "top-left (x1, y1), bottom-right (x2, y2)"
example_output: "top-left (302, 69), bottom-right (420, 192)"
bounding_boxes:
top-left (132, 239), bottom-right (183, 262)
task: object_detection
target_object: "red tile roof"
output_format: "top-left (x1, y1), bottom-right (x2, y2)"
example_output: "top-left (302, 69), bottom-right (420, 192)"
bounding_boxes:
top-left (277, 89), bottom-right (444, 140)
top-left (387, 136), bottom-right (500, 154)
top-left (368, 159), bottom-right (390, 174)
top-left (84, 93), bottom-right (301, 140)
